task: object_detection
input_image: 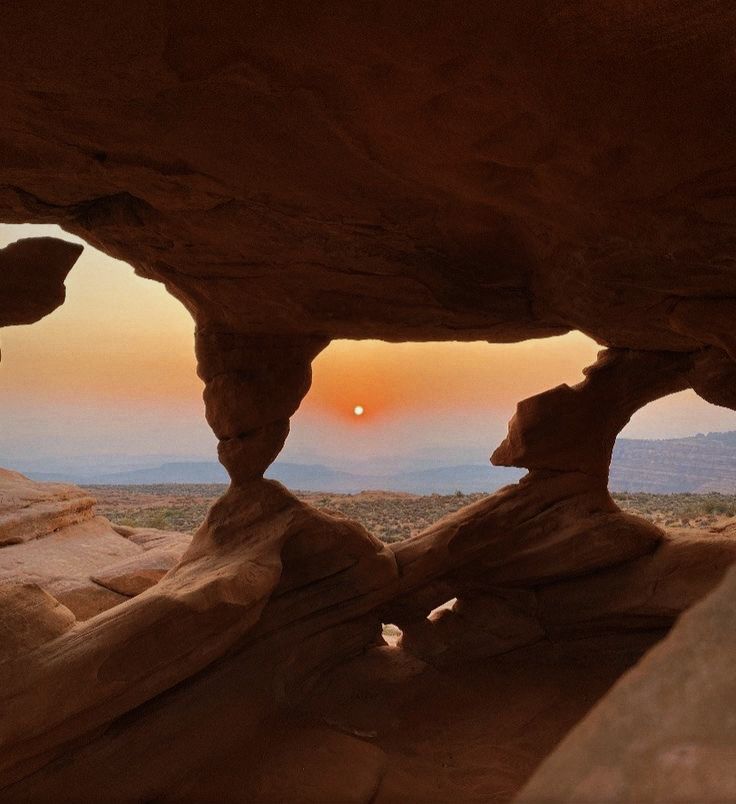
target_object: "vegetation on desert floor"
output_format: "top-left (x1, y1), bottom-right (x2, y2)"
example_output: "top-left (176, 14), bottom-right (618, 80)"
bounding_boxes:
top-left (86, 485), bottom-right (736, 542)
top-left (613, 491), bottom-right (736, 529)
top-left (87, 484), bottom-right (224, 533)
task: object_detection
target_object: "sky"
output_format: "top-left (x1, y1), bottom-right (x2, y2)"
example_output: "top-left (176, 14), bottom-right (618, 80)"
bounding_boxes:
top-left (2, 223), bottom-right (736, 474)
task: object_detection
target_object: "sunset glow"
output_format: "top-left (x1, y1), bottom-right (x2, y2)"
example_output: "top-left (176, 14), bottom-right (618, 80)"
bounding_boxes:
top-left (2, 223), bottom-right (736, 471)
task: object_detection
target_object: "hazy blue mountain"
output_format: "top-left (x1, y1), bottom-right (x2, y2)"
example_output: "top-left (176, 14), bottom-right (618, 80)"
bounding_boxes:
top-left (266, 463), bottom-right (523, 493)
top-left (26, 460), bottom-right (522, 494)
top-left (89, 461), bottom-right (229, 484)
top-left (610, 432), bottom-right (736, 493)
top-left (20, 431), bottom-right (736, 493)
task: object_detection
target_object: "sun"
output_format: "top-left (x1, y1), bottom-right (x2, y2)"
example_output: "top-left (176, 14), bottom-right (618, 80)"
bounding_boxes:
top-left (353, 405), bottom-right (365, 416)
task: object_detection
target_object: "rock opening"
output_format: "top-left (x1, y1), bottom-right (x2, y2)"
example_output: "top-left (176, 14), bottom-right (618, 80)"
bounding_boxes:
top-left (2, 6), bottom-right (736, 800)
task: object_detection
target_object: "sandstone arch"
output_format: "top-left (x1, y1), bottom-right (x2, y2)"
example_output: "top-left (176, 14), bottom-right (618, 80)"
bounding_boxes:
top-left (1, 3), bottom-right (736, 800)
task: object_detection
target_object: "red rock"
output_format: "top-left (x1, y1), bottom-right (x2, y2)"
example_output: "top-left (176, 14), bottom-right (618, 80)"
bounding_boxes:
top-left (536, 530), bottom-right (736, 635)
top-left (91, 548), bottom-right (183, 597)
top-left (519, 564), bottom-right (736, 803)
top-left (110, 524), bottom-right (191, 554)
top-left (0, 515), bottom-right (142, 619)
top-left (0, 583), bottom-right (75, 664)
top-left (0, 238), bottom-right (82, 327)
top-left (0, 469), bottom-right (94, 547)
top-left (1, 5), bottom-right (736, 800)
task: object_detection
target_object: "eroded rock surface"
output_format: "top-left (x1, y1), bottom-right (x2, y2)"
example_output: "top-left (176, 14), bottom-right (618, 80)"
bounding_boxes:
top-left (0, 473), bottom-right (192, 621)
top-left (0, 584), bottom-right (76, 663)
top-left (0, 469), bottom-right (95, 547)
top-left (519, 564), bottom-right (736, 803)
top-left (1, 4), bottom-right (736, 802)
top-left (0, 238), bottom-right (82, 328)
top-left (0, 4), bottom-right (735, 351)
top-left (0, 518), bottom-right (138, 618)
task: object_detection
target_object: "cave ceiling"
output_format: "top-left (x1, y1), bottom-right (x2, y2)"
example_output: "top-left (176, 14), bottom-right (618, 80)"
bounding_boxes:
top-left (1, 1), bottom-right (735, 349)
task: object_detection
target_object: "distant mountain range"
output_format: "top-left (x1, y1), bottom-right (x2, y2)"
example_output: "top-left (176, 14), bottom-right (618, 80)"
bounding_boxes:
top-left (29, 460), bottom-right (524, 494)
top-left (22, 431), bottom-right (736, 494)
top-left (610, 431), bottom-right (736, 493)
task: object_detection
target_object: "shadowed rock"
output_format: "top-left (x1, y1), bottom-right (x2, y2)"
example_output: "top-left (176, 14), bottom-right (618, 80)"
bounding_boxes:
top-left (0, 584), bottom-right (76, 663)
top-left (1, 4), bottom-right (736, 801)
top-left (0, 238), bottom-right (82, 327)
top-left (519, 563), bottom-right (736, 803)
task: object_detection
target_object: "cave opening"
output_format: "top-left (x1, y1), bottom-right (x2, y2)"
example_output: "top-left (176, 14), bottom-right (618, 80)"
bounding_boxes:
top-left (381, 622), bottom-right (403, 645)
top-left (0, 223), bottom-right (210, 622)
top-left (4, 222), bottom-right (736, 635)
top-left (3, 225), bottom-right (736, 801)
top-left (612, 390), bottom-right (736, 496)
top-left (375, 346), bottom-right (736, 685)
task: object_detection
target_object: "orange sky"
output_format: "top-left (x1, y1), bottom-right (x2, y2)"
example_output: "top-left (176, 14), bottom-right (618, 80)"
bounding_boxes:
top-left (308, 337), bottom-right (599, 422)
top-left (2, 224), bottom-right (735, 469)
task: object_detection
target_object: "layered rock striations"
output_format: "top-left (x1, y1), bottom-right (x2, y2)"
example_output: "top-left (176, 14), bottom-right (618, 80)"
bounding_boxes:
top-left (1, 4), bottom-right (736, 801)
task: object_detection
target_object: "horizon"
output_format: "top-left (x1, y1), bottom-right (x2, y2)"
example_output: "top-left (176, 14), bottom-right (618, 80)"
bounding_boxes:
top-left (3, 222), bottom-right (736, 478)
top-left (10, 425), bottom-right (736, 477)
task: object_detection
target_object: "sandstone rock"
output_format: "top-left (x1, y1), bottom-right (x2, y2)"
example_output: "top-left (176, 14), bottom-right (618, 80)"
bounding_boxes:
top-left (0, 480), bottom-right (396, 787)
top-left (518, 564), bottom-right (736, 803)
top-left (687, 347), bottom-right (736, 411)
top-left (492, 349), bottom-right (691, 477)
top-left (110, 523), bottom-right (191, 553)
top-left (1, 5), bottom-right (736, 800)
top-left (537, 530), bottom-right (736, 635)
top-left (0, 238), bottom-right (82, 327)
top-left (0, 468), bottom-right (94, 546)
top-left (0, 516), bottom-right (141, 619)
top-left (0, 583), bottom-right (75, 663)
top-left (305, 635), bottom-right (665, 804)
top-left (0, 630), bottom-right (664, 803)
top-left (197, 723), bottom-right (388, 803)
top-left (671, 299), bottom-right (736, 361)
top-left (0, 616), bottom-right (390, 802)
top-left (197, 333), bottom-right (328, 482)
top-left (392, 471), bottom-right (661, 595)
top-left (400, 591), bottom-right (544, 667)
top-left (91, 547), bottom-right (182, 597)
top-left (1, 5), bottom-right (736, 351)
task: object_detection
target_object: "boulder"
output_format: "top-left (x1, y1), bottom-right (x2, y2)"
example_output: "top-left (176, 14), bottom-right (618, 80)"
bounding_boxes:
top-left (519, 564), bottom-right (736, 803)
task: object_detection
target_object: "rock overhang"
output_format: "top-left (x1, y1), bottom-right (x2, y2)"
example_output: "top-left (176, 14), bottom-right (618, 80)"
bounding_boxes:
top-left (0, 2), bottom-right (734, 348)
top-left (2, 5), bottom-right (736, 801)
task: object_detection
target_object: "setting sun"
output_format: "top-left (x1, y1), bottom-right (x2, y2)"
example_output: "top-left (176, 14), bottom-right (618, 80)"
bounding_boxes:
top-left (353, 405), bottom-right (365, 417)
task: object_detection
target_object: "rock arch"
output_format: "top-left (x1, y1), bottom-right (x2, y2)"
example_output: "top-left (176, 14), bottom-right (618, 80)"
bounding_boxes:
top-left (2, 3), bottom-right (736, 799)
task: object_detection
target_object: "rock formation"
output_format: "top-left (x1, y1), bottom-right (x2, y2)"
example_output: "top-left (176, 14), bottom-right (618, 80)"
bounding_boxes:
top-left (0, 469), bottom-right (192, 636)
top-left (1, 3), bottom-right (736, 801)
top-left (0, 239), bottom-right (82, 329)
